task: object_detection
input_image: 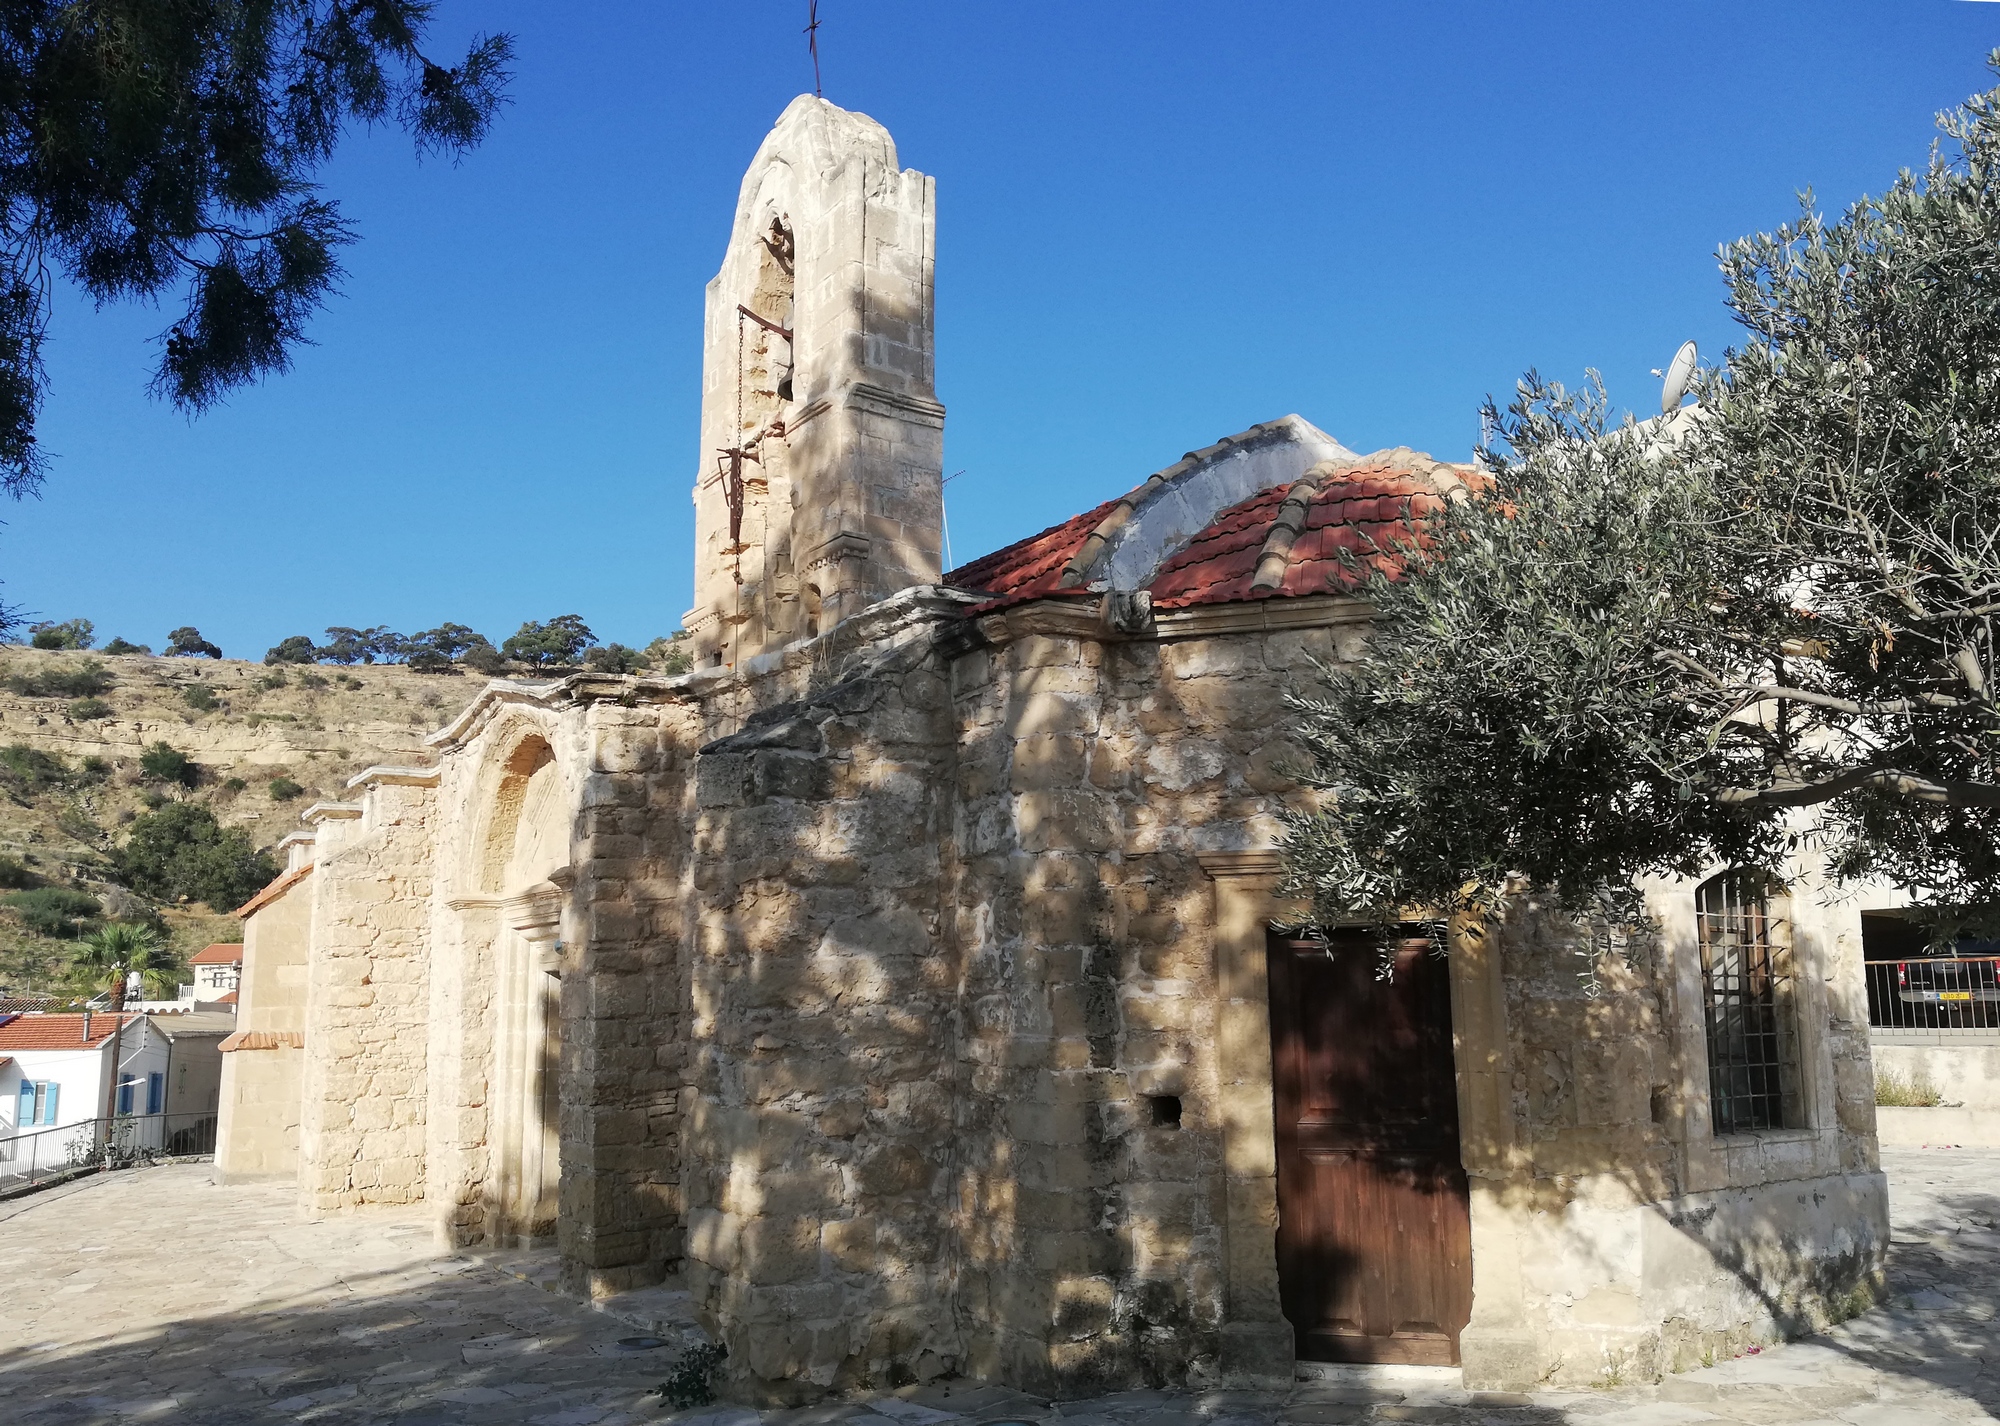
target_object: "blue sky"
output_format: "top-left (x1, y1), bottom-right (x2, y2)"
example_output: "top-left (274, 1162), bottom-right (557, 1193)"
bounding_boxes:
top-left (13, 2), bottom-right (2000, 657)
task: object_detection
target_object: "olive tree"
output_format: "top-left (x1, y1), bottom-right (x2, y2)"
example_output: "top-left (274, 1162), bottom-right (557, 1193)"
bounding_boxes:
top-left (1284, 59), bottom-right (2000, 948)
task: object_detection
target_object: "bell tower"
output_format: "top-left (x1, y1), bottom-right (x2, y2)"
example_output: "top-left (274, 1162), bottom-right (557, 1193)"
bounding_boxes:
top-left (683, 96), bottom-right (945, 669)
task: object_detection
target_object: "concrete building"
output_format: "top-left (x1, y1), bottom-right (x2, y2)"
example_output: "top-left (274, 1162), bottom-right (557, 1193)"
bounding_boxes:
top-left (220, 96), bottom-right (1893, 1401)
top-left (187, 944), bottom-right (244, 1007)
top-left (1, 1013), bottom-right (165, 1170)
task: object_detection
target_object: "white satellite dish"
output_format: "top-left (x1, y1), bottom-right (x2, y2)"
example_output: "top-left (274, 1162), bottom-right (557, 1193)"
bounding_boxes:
top-left (1660, 340), bottom-right (1698, 414)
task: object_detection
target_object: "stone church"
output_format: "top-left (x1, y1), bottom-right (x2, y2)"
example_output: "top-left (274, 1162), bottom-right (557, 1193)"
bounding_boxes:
top-left (217, 96), bottom-right (1892, 1400)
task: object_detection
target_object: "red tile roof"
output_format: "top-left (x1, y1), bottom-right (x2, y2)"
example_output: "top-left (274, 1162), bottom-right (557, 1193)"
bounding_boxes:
top-left (1150, 454), bottom-right (1466, 609)
top-left (0, 1013), bottom-right (138, 1050)
top-left (214, 991), bottom-right (239, 1005)
top-left (234, 862), bottom-right (313, 918)
top-left (949, 449), bottom-right (1475, 615)
top-left (189, 943), bottom-right (245, 966)
top-left (945, 497), bottom-right (1121, 613)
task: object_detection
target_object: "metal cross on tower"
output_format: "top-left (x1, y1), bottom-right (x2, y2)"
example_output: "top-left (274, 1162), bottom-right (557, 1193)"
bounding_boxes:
top-left (805, 1), bottom-right (823, 97)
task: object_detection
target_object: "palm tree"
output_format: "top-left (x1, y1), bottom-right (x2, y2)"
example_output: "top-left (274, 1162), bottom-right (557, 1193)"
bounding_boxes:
top-left (71, 922), bottom-right (176, 1012)
top-left (70, 923), bottom-right (178, 1131)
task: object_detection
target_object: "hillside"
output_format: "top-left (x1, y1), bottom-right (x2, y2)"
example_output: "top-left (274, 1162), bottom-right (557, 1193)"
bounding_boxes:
top-left (0, 646), bottom-right (461, 995)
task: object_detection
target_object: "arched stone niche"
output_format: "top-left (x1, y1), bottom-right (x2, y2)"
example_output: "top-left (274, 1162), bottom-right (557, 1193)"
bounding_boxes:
top-left (455, 721), bottom-right (576, 1246)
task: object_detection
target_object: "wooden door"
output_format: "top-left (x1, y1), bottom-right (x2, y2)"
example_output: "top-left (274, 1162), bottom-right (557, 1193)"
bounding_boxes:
top-left (1267, 929), bottom-right (1472, 1365)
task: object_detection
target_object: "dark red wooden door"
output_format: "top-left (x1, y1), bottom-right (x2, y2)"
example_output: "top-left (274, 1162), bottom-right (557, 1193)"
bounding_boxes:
top-left (1266, 929), bottom-right (1472, 1365)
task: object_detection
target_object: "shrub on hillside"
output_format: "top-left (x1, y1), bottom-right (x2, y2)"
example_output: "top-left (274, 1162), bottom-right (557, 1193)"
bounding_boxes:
top-left (78, 756), bottom-right (109, 782)
top-left (115, 802), bottom-right (277, 910)
top-left (2, 887), bottom-right (101, 938)
top-left (268, 777), bottom-right (305, 801)
top-left (0, 743), bottom-right (67, 796)
top-left (461, 640), bottom-right (505, 675)
top-left (645, 633), bottom-right (694, 676)
top-left (501, 615), bottom-right (594, 668)
top-left (101, 637), bottom-right (150, 656)
top-left (166, 627), bottom-right (222, 658)
top-left (583, 642), bottom-right (644, 674)
top-left (265, 635), bottom-right (316, 665)
top-left (28, 618), bottom-right (94, 650)
top-left (5, 660), bottom-right (113, 698)
top-left (138, 742), bottom-right (198, 788)
top-left (0, 854), bottom-right (41, 889)
top-left (68, 697), bottom-right (112, 720)
top-left (182, 684), bottom-right (219, 712)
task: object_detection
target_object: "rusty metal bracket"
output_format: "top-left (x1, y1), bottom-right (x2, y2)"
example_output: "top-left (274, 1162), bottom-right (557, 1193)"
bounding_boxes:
top-left (736, 305), bottom-right (793, 343)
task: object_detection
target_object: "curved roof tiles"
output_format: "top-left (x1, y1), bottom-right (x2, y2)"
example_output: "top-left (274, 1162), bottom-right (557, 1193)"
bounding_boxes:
top-left (947, 432), bottom-right (1474, 615)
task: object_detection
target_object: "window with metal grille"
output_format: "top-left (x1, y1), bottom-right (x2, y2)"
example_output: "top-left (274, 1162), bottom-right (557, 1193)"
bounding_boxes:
top-left (1696, 871), bottom-right (1797, 1134)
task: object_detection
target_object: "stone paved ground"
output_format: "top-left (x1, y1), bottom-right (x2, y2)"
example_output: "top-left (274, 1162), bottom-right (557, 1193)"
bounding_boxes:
top-left (0, 1150), bottom-right (1993, 1426)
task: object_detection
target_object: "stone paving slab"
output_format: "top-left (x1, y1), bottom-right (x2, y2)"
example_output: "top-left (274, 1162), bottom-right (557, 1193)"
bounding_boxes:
top-left (0, 1151), bottom-right (1994, 1425)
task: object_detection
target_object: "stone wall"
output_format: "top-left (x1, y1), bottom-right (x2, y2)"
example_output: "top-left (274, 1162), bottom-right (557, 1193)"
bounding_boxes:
top-left (941, 617), bottom-right (1337, 1395)
top-left (673, 606), bottom-right (962, 1397)
top-left (1873, 1041), bottom-right (2000, 1112)
top-left (242, 585), bottom-right (1892, 1400)
top-left (217, 862), bottom-right (313, 1183)
top-left (1449, 872), bottom-right (1888, 1389)
top-left (296, 780), bottom-right (438, 1213)
top-left (559, 698), bottom-right (700, 1294)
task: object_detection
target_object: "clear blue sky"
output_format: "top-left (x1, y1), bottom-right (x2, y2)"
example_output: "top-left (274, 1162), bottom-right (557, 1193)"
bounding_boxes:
top-left (13, 3), bottom-right (2000, 657)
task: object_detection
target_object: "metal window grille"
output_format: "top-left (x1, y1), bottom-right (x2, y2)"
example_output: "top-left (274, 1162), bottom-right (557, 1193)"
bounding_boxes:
top-left (1696, 872), bottom-right (1792, 1133)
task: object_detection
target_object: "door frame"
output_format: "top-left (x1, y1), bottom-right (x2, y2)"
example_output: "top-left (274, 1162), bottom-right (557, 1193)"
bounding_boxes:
top-left (1199, 852), bottom-right (1527, 1386)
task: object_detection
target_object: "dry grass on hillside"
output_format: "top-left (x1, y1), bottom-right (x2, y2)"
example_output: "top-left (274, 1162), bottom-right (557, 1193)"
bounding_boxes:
top-left (0, 646), bottom-right (484, 996)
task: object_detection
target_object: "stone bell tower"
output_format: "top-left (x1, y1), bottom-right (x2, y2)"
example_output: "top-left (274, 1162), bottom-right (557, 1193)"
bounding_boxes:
top-left (683, 96), bottom-right (945, 669)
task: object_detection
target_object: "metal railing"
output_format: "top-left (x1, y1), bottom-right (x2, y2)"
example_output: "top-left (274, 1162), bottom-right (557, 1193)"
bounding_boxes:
top-left (1865, 957), bottom-right (2000, 1040)
top-left (0, 1112), bottom-right (218, 1195)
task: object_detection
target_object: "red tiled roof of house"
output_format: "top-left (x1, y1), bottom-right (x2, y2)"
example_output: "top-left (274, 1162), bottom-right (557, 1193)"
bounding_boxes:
top-left (0, 1013), bottom-right (138, 1050)
top-left (189, 943), bottom-right (245, 965)
top-left (215, 991), bottom-right (239, 1005)
top-left (1149, 454), bottom-right (1468, 610)
top-left (944, 497), bottom-right (1121, 612)
top-left (234, 862), bottom-right (313, 919)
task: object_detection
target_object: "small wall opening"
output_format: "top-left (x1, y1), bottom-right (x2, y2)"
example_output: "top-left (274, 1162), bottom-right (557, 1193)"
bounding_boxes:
top-left (478, 734), bottom-right (557, 894)
top-left (1148, 1094), bottom-right (1182, 1129)
top-left (803, 584), bottom-right (822, 639)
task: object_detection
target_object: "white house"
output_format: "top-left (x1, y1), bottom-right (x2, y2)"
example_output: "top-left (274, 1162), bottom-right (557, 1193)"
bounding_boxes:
top-left (0, 1014), bottom-right (170, 1178)
top-left (186, 943), bottom-right (242, 1009)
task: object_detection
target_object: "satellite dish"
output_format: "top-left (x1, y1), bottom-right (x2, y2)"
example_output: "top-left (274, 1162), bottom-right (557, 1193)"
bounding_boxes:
top-left (1660, 340), bottom-right (1698, 414)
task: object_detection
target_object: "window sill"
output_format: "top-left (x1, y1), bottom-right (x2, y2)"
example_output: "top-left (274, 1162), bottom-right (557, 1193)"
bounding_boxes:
top-left (1712, 1127), bottom-right (1820, 1147)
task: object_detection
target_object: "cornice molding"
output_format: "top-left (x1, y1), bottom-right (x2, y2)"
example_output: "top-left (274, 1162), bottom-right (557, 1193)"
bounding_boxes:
top-left (345, 764), bottom-right (441, 791)
top-left (300, 801), bottom-right (362, 824)
top-left (968, 593), bottom-right (1374, 652)
top-left (1196, 850), bottom-right (1285, 879)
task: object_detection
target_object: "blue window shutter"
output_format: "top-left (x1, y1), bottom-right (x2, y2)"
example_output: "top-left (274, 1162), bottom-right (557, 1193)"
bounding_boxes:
top-left (117, 1076), bottom-right (133, 1115)
top-left (147, 1072), bottom-right (163, 1116)
top-left (15, 1080), bottom-right (30, 1129)
top-left (43, 1082), bottom-right (57, 1125)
